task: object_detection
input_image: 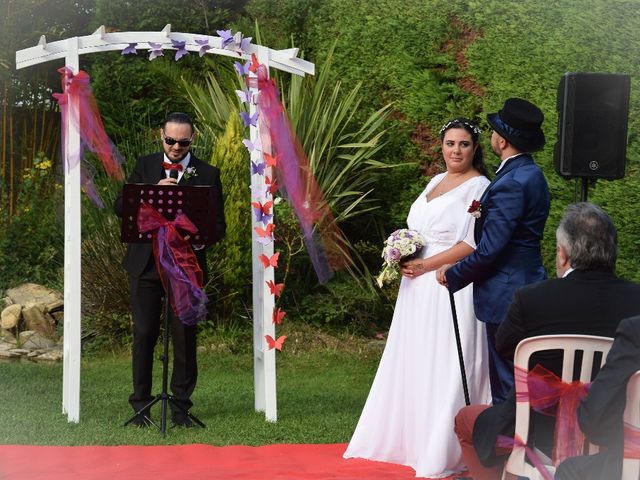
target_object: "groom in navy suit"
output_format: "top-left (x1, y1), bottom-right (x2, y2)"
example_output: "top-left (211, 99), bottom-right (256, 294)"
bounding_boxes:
top-left (437, 98), bottom-right (550, 404)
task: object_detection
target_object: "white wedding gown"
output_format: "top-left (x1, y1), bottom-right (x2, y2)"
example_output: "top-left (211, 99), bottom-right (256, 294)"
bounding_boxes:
top-left (344, 173), bottom-right (492, 478)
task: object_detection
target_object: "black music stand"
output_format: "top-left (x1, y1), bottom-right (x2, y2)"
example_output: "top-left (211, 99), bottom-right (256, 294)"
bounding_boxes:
top-left (120, 183), bottom-right (217, 435)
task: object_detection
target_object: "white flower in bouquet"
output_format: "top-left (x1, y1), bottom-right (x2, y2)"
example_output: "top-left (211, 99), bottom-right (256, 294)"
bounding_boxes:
top-left (376, 229), bottom-right (427, 287)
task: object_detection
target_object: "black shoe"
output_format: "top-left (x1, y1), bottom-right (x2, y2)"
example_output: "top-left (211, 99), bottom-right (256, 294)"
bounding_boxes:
top-left (171, 410), bottom-right (194, 428)
top-left (130, 411), bottom-right (152, 427)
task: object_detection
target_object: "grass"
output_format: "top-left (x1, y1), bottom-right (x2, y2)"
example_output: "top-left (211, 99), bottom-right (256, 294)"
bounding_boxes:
top-left (0, 334), bottom-right (384, 446)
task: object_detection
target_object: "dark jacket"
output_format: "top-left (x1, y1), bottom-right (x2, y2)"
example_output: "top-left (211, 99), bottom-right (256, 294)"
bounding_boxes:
top-left (472, 270), bottom-right (640, 466)
top-left (113, 152), bottom-right (226, 279)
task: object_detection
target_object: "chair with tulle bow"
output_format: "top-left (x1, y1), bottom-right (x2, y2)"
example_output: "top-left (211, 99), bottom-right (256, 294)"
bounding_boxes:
top-left (502, 334), bottom-right (614, 480)
top-left (622, 370), bottom-right (640, 480)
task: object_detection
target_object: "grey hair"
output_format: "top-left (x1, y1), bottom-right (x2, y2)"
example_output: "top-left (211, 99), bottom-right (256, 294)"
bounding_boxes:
top-left (556, 202), bottom-right (617, 271)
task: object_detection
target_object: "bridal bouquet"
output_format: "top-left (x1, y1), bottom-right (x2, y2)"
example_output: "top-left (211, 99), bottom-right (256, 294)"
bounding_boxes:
top-left (376, 229), bottom-right (427, 287)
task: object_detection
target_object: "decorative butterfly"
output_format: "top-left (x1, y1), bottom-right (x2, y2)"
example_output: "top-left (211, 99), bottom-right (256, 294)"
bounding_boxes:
top-left (272, 308), bottom-right (286, 325)
top-left (250, 183), bottom-right (267, 199)
top-left (238, 35), bottom-right (252, 52)
top-left (171, 39), bottom-right (188, 60)
top-left (258, 252), bottom-right (280, 269)
top-left (265, 175), bottom-right (279, 195)
top-left (235, 89), bottom-right (252, 104)
top-left (267, 280), bottom-right (285, 298)
top-left (216, 29), bottom-right (234, 48)
top-left (265, 334), bottom-right (287, 351)
top-left (252, 200), bottom-right (273, 224)
top-left (249, 53), bottom-right (260, 73)
top-left (250, 160), bottom-right (266, 176)
top-left (263, 153), bottom-right (278, 167)
top-left (148, 42), bottom-right (164, 60)
top-left (255, 223), bottom-right (275, 238)
top-left (121, 43), bottom-right (137, 55)
top-left (195, 37), bottom-right (211, 57)
top-left (234, 61), bottom-right (250, 77)
top-left (240, 111), bottom-right (259, 127)
top-left (243, 137), bottom-right (262, 152)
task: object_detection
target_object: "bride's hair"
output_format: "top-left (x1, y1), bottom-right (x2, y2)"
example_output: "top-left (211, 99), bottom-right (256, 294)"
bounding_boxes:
top-left (439, 117), bottom-right (488, 177)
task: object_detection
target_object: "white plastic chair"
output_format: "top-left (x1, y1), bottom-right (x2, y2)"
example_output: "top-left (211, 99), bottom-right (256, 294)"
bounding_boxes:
top-left (502, 334), bottom-right (614, 480)
top-left (622, 370), bottom-right (640, 480)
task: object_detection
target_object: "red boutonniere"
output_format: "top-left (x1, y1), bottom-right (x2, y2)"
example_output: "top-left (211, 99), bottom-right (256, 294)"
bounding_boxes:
top-left (468, 200), bottom-right (482, 218)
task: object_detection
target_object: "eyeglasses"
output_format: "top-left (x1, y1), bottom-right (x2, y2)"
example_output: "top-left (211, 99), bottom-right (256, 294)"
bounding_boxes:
top-left (163, 135), bottom-right (193, 147)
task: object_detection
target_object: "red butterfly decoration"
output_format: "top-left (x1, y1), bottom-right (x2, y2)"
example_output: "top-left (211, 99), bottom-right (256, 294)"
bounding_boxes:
top-left (251, 200), bottom-right (273, 216)
top-left (265, 334), bottom-right (287, 351)
top-left (266, 280), bottom-right (285, 298)
top-left (255, 223), bottom-right (276, 238)
top-left (272, 307), bottom-right (286, 325)
top-left (249, 53), bottom-right (260, 73)
top-left (263, 153), bottom-right (278, 167)
top-left (258, 252), bottom-right (280, 268)
top-left (265, 175), bottom-right (279, 195)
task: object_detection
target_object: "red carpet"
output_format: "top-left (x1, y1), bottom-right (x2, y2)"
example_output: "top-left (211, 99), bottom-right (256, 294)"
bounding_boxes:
top-left (0, 443), bottom-right (466, 480)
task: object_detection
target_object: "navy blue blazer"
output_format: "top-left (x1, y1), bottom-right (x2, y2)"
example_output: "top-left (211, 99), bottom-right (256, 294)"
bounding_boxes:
top-left (445, 154), bottom-right (550, 324)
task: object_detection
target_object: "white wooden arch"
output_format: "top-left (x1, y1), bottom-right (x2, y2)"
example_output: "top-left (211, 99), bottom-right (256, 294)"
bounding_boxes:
top-left (15, 24), bottom-right (314, 423)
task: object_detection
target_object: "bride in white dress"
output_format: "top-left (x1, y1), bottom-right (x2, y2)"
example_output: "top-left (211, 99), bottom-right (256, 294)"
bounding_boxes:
top-left (344, 118), bottom-right (492, 478)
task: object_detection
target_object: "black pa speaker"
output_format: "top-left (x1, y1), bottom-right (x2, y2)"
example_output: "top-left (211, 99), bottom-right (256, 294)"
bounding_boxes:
top-left (554, 72), bottom-right (630, 179)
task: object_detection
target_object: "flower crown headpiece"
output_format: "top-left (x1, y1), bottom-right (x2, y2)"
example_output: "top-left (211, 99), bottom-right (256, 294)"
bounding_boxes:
top-left (439, 119), bottom-right (482, 137)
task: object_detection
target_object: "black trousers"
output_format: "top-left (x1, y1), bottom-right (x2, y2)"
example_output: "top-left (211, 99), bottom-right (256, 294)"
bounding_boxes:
top-left (128, 264), bottom-right (197, 414)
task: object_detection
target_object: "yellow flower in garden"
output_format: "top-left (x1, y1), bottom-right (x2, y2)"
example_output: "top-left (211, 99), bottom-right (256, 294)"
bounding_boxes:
top-left (35, 159), bottom-right (52, 170)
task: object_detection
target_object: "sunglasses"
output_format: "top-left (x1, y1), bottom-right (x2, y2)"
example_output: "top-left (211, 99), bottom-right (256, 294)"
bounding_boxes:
top-left (163, 135), bottom-right (193, 147)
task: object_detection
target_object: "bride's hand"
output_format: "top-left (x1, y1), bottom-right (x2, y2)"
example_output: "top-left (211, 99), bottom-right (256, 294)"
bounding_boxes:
top-left (401, 259), bottom-right (429, 279)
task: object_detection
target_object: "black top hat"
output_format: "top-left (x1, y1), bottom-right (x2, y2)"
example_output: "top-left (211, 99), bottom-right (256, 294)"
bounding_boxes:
top-left (487, 98), bottom-right (545, 152)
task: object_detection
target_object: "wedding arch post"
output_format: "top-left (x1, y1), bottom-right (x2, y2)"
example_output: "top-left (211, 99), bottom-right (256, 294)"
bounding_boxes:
top-left (15, 25), bottom-right (314, 423)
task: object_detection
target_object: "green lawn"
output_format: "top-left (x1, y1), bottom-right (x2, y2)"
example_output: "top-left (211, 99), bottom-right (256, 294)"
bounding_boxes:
top-left (0, 346), bottom-right (382, 446)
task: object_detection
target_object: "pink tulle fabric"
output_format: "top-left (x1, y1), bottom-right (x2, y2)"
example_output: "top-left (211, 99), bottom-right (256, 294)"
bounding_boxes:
top-left (515, 364), bottom-right (590, 466)
top-left (496, 434), bottom-right (553, 480)
top-left (255, 64), bottom-right (349, 283)
top-left (137, 203), bottom-right (207, 325)
top-left (53, 67), bottom-right (123, 207)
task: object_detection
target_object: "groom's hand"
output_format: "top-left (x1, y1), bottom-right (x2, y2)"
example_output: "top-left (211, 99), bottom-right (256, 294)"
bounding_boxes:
top-left (436, 264), bottom-right (451, 287)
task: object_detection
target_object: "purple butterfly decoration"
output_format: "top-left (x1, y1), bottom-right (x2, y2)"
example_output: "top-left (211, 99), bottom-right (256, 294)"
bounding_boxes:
top-left (253, 204), bottom-right (273, 225)
top-left (239, 36), bottom-right (252, 52)
top-left (216, 29), bottom-right (234, 48)
top-left (121, 43), bottom-right (137, 55)
top-left (195, 37), bottom-right (211, 57)
top-left (235, 89), bottom-right (252, 104)
top-left (148, 42), bottom-right (164, 60)
top-left (234, 61), bottom-right (250, 77)
top-left (240, 111), bottom-right (259, 127)
top-left (231, 32), bottom-right (252, 52)
top-left (243, 138), bottom-right (262, 152)
top-left (255, 235), bottom-right (273, 246)
top-left (251, 160), bottom-right (266, 176)
top-left (171, 39), bottom-right (188, 61)
top-left (250, 183), bottom-right (267, 198)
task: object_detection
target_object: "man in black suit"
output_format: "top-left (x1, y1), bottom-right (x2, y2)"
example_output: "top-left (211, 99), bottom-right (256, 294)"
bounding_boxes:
top-left (453, 202), bottom-right (640, 480)
top-left (114, 112), bottom-right (225, 427)
top-left (556, 315), bottom-right (640, 480)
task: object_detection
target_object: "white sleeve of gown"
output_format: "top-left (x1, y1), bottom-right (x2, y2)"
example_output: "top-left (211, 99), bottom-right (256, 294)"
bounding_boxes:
top-left (461, 176), bottom-right (490, 248)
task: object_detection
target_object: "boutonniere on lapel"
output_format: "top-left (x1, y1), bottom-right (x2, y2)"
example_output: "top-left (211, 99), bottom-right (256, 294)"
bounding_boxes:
top-left (468, 199), bottom-right (482, 218)
top-left (182, 166), bottom-right (198, 181)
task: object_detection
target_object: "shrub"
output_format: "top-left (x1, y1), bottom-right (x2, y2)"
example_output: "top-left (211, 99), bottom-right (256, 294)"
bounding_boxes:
top-left (0, 154), bottom-right (63, 291)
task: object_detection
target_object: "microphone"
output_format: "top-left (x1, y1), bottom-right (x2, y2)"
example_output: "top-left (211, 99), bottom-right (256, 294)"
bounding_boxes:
top-left (169, 168), bottom-right (179, 180)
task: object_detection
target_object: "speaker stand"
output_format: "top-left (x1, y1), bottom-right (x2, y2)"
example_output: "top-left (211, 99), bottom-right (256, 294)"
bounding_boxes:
top-left (580, 177), bottom-right (589, 202)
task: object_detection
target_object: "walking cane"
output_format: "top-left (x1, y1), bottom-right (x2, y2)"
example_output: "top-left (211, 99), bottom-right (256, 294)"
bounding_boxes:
top-left (448, 289), bottom-right (471, 406)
